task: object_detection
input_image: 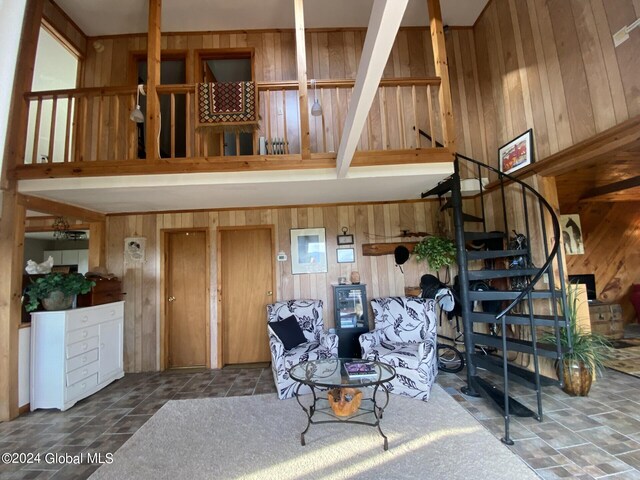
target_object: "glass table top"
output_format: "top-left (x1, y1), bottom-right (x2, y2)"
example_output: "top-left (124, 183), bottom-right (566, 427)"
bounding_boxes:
top-left (288, 358), bottom-right (396, 388)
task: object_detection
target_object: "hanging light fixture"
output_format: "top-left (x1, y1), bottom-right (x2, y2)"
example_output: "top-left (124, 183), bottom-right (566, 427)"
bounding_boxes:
top-left (310, 79), bottom-right (323, 117)
top-left (129, 84), bottom-right (145, 123)
top-left (52, 216), bottom-right (70, 240)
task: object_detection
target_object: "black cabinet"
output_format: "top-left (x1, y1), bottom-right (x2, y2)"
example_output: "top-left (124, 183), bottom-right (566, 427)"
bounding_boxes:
top-left (333, 284), bottom-right (368, 358)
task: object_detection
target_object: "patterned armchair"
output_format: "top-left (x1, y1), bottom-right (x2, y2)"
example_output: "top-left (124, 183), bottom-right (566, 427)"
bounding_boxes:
top-left (267, 300), bottom-right (339, 399)
top-left (359, 297), bottom-right (438, 401)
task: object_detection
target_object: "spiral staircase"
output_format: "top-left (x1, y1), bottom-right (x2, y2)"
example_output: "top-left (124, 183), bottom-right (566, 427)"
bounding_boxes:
top-left (422, 151), bottom-right (572, 445)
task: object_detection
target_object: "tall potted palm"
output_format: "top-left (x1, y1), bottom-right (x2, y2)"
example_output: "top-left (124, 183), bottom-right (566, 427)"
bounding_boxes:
top-left (544, 284), bottom-right (612, 396)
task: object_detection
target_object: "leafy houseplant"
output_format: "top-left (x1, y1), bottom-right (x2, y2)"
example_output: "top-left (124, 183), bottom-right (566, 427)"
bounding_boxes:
top-left (24, 273), bottom-right (95, 312)
top-left (542, 283), bottom-right (612, 396)
top-left (413, 235), bottom-right (457, 272)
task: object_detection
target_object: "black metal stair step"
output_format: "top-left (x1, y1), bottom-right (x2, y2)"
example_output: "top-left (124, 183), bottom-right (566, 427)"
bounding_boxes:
top-left (470, 311), bottom-right (568, 328)
top-left (468, 268), bottom-right (541, 281)
top-left (471, 354), bottom-right (559, 390)
top-left (421, 178), bottom-right (453, 198)
top-left (464, 231), bottom-right (506, 241)
top-left (463, 213), bottom-right (485, 223)
top-left (466, 249), bottom-right (526, 260)
top-left (470, 376), bottom-right (536, 418)
top-left (471, 333), bottom-right (559, 358)
top-left (468, 289), bottom-right (559, 301)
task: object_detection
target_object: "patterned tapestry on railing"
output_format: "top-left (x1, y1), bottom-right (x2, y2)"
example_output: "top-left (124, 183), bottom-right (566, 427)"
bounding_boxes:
top-left (196, 81), bottom-right (258, 131)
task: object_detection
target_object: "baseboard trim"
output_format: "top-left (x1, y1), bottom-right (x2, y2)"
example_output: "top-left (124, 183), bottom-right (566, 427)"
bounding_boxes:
top-left (19, 404), bottom-right (30, 415)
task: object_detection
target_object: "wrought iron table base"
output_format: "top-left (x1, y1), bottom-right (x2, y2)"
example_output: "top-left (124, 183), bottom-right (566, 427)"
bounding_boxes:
top-left (295, 382), bottom-right (391, 451)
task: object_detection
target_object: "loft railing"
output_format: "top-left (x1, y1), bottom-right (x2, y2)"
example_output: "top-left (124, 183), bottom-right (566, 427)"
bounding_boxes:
top-left (20, 77), bottom-right (445, 167)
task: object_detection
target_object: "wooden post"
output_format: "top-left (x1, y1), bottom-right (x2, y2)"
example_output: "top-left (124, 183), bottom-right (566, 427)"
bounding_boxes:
top-left (0, 0), bottom-right (44, 421)
top-left (89, 221), bottom-right (106, 268)
top-left (293, 0), bottom-right (311, 159)
top-left (427, 0), bottom-right (455, 150)
top-left (146, 0), bottom-right (162, 161)
top-left (1, 0), bottom-right (45, 188)
top-left (0, 190), bottom-right (26, 421)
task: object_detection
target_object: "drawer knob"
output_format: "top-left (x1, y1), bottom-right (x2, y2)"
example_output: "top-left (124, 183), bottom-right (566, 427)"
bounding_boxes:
top-left (82, 344), bottom-right (88, 350)
top-left (82, 356), bottom-right (87, 363)
top-left (100, 343), bottom-right (105, 349)
top-left (83, 369), bottom-right (88, 375)
top-left (81, 316), bottom-right (88, 323)
top-left (81, 383), bottom-right (86, 389)
top-left (109, 310), bottom-right (115, 316)
top-left (83, 331), bottom-right (88, 338)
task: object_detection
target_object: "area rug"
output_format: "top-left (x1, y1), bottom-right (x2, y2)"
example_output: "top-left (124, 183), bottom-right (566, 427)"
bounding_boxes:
top-left (605, 345), bottom-right (640, 378)
top-left (196, 81), bottom-right (258, 130)
top-left (90, 385), bottom-right (536, 480)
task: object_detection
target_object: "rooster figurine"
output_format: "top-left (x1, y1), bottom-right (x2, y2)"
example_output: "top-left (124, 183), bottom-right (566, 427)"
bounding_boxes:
top-left (25, 256), bottom-right (54, 274)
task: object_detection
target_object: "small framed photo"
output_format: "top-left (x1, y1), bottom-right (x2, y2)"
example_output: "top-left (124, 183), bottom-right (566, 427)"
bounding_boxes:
top-left (499, 129), bottom-right (534, 175)
top-left (336, 248), bottom-right (355, 263)
top-left (561, 214), bottom-right (584, 255)
top-left (337, 227), bottom-right (354, 245)
top-left (290, 228), bottom-right (327, 274)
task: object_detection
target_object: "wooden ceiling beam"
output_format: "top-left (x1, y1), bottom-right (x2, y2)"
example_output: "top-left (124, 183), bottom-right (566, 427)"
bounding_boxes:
top-left (17, 194), bottom-right (105, 222)
top-left (581, 175), bottom-right (640, 201)
top-left (336, 0), bottom-right (409, 178)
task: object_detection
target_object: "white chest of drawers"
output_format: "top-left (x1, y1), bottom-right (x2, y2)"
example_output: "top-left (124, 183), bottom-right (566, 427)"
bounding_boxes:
top-left (30, 301), bottom-right (124, 411)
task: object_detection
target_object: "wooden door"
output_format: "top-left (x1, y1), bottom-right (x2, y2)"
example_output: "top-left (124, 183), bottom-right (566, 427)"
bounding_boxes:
top-left (220, 227), bottom-right (274, 365)
top-left (166, 230), bottom-right (208, 368)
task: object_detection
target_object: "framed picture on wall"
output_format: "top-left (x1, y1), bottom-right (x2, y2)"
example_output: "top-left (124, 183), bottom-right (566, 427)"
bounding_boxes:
top-left (336, 248), bottom-right (355, 263)
top-left (560, 214), bottom-right (585, 255)
top-left (499, 129), bottom-right (534, 175)
top-left (290, 228), bottom-right (327, 274)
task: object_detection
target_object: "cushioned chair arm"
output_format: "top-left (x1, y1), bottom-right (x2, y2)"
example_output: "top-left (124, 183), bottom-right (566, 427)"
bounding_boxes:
top-left (359, 330), bottom-right (381, 357)
top-left (319, 330), bottom-right (339, 353)
top-left (268, 332), bottom-right (286, 369)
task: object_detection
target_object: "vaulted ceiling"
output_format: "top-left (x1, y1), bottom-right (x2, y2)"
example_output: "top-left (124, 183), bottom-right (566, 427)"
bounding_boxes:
top-left (54, 0), bottom-right (488, 37)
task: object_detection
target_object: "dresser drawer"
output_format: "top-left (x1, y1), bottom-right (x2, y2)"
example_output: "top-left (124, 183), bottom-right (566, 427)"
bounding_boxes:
top-left (66, 348), bottom-right (99, 373)
top-left (65, 373), bottom-right (98, 402)
top-left (66, 336), bottom-right (99, 359)
top-left (66, 303), bottom-right (123, 331)
top-left (66, 361), bottom-right (99, 386)
top-left (66, 325), bottom-right (99, 345)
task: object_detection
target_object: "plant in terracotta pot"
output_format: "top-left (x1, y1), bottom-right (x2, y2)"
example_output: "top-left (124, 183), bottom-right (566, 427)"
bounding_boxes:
top-left (24, 272), bottom-right (95, 312)
top-left (413, 235), bottom-right (456, 279)
top-left (543, 284), bottom-right (612, 396)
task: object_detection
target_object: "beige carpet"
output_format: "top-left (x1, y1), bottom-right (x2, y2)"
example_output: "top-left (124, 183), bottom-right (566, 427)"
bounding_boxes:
top-left (605, 345), bottom-right (640, 378)
top-left (90, 385), bottom-right (536, 480)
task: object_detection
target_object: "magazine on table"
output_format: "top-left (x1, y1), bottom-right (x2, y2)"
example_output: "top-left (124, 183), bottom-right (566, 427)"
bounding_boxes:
top-left (344, 361), bottom-right (378, 378)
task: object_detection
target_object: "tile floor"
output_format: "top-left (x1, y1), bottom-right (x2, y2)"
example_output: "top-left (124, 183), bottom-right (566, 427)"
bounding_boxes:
top-left (2, 365), bottom-right (640, 479)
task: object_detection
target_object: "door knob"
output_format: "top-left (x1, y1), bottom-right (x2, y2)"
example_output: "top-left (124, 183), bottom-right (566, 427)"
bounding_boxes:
top-left (267, 291), bottom-right (273, 296)
top-left (168, 296), bottom-right (176, 302)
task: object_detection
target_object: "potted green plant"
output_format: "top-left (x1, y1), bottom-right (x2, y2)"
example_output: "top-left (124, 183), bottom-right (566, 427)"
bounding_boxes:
top-left (24, 272), bottom-right (95, 312)
top-left (542, 284), bottom-right (612, 396)
top-left (413, 235), bottom-right (456, 274)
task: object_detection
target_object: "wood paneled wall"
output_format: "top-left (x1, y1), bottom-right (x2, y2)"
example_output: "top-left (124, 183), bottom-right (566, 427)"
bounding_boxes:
top-left (448, 0), bottom-right (640, 174)
top-left (82, 28), bottom-right (435, 87)
top-left (566, 202), bottom-right (640, 324)
top-left (105, 199), bottom-right (472, 372)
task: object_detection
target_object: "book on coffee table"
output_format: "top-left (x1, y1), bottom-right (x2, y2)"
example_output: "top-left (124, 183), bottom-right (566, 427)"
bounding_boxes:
top-left (344, 361), bottom-right (378, 378)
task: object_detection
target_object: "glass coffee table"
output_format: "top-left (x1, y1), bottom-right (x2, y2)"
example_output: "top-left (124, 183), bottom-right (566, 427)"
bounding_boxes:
top-left (288, 358), bottom-right (396, 450)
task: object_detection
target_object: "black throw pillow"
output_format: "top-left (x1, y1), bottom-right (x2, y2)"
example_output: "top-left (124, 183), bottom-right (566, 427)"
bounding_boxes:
top-left (269, 315), bottom-right (307, 350)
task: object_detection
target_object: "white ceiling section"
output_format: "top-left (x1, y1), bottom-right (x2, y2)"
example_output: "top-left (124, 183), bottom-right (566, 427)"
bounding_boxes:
top-left (18, 164), bottom-right (454, 214)
top-left (55, 0), bottom-right (489, 37)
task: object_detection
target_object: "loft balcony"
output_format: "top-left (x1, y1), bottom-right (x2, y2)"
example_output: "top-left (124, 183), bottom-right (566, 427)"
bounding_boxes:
top-left (15, 77), bottom-right (451, 180)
